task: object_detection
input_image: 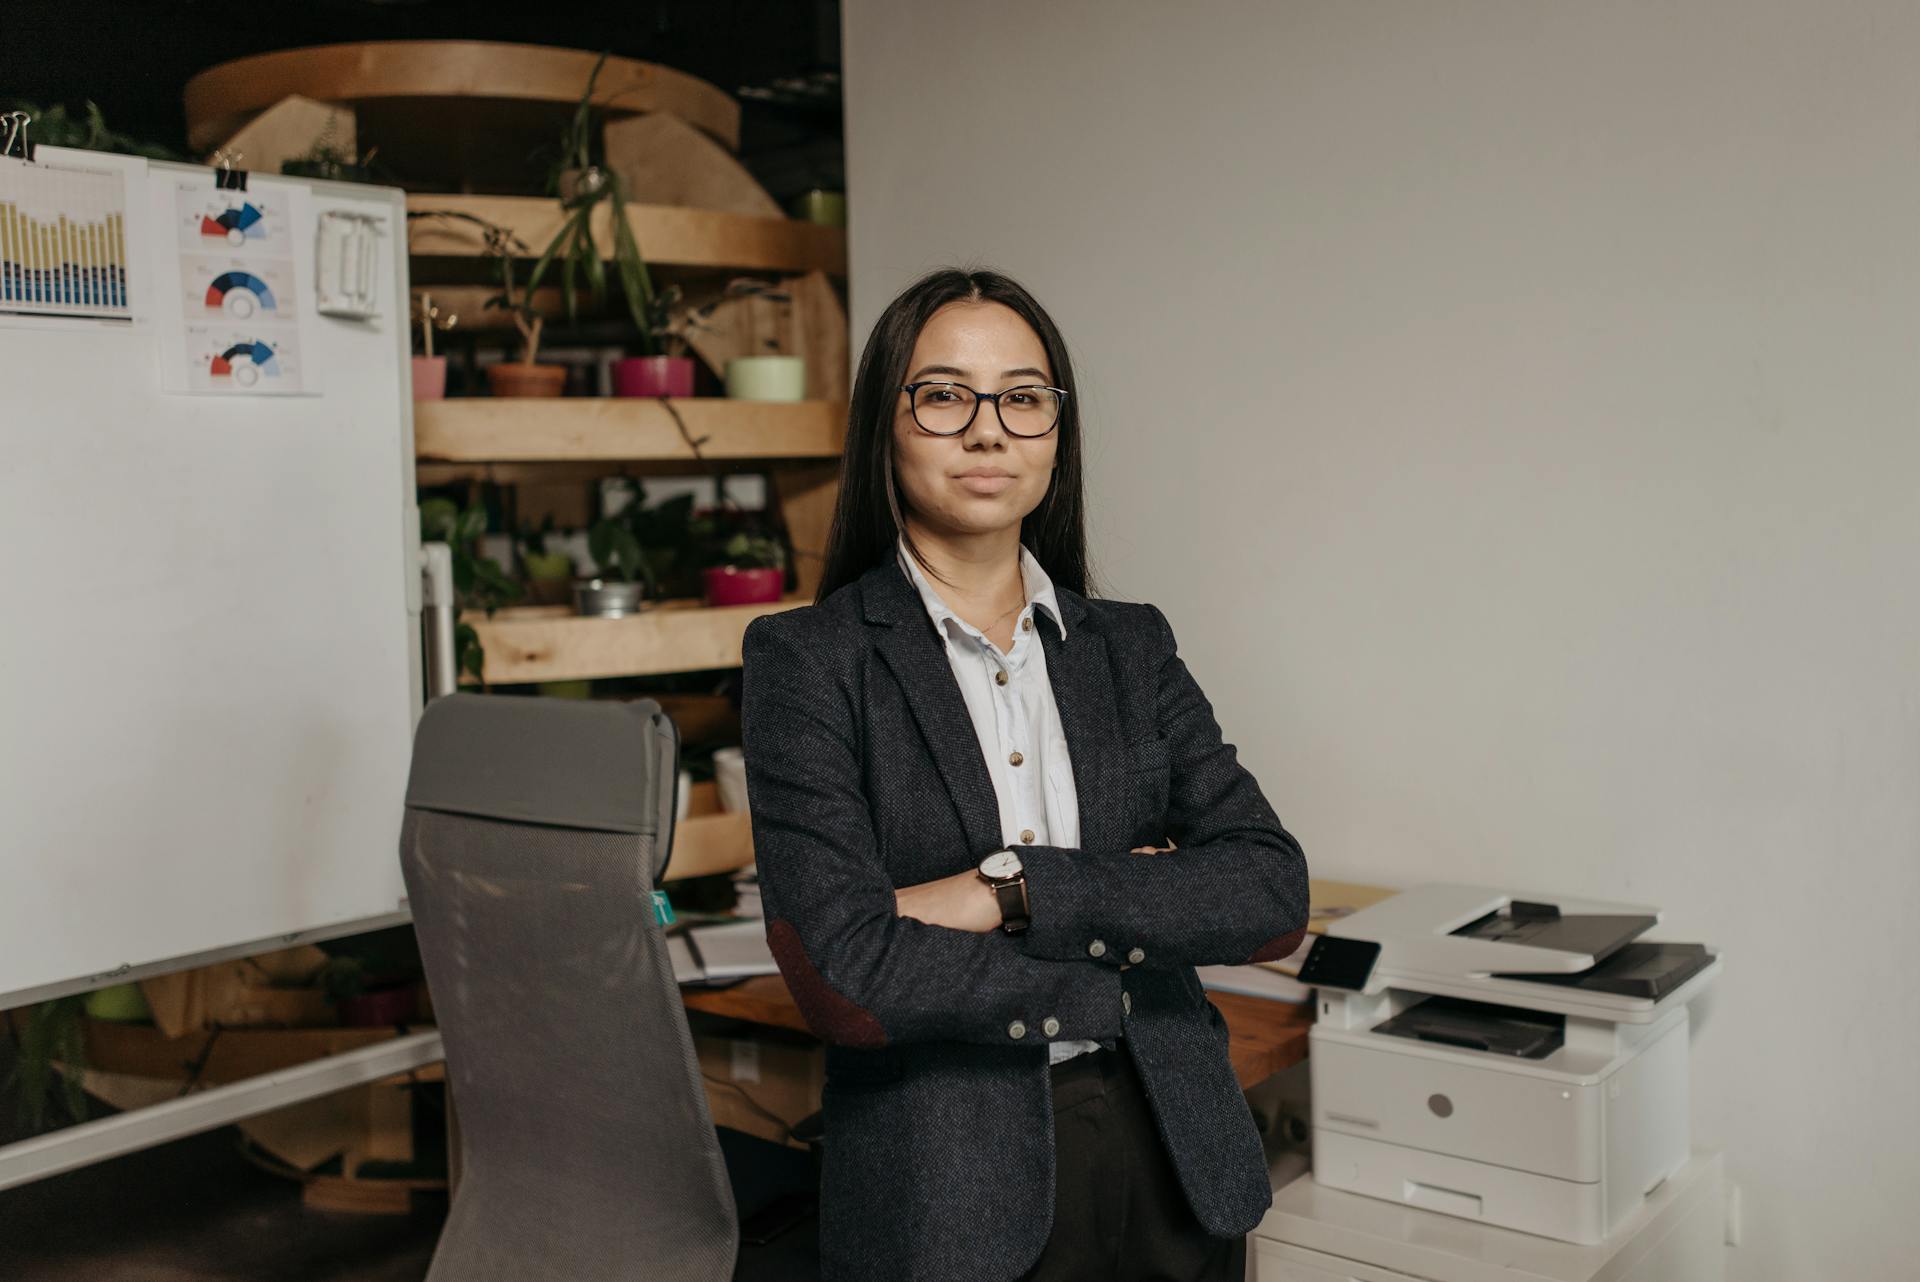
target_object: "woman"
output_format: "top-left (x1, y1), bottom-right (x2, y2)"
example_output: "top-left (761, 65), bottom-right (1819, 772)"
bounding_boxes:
top-left (739, 268), bottom-right (1309, 1282)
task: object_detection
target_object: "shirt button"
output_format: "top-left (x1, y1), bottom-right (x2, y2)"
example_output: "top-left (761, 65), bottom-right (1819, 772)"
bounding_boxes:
top-left (1042, 1016), bottom-right (1061, 1037)
top-left (1008, 750), bottom-right (1023, 766)
top-left (1088, 939), bottom-right (1106, 958)
top-left (1008, 1020), bottom-right (1027, 1039)
top-left (1122, 992), bottom-right (1132, 1015)
top-left (1022, 617), bottom-right (1033, 631)
top-left (1128, 947), bottom-right (1145, 964)
top-left (995, 670), bottom-right (1008, 685)
top-left (1020, 829), bottom-right (1035, 843)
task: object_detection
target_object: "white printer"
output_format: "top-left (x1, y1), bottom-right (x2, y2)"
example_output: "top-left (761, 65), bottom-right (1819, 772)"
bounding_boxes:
top-left (1303, 884), bottom-right (1721, 1246)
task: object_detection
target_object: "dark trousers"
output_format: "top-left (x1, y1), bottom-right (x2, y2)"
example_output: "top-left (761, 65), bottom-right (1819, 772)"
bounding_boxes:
top-left (1018, 1040), bottom-right (1247, 1282)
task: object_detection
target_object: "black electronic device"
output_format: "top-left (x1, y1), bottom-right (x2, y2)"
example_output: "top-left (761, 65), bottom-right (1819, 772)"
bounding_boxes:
top-left (1295, 934), bottom-right (1382, 991)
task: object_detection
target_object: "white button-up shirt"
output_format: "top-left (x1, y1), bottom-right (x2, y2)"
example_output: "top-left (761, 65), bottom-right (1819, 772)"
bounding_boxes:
top-left (895, 534), bottom-right (1105, 1065)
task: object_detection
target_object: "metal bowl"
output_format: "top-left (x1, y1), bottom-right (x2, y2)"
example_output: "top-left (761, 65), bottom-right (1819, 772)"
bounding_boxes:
top-left (573, 577), bottom-right (648, 618)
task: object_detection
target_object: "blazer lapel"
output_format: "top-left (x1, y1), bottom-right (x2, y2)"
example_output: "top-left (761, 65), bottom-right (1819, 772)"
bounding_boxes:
top-left (861, 557), bottom-right (1127, 861)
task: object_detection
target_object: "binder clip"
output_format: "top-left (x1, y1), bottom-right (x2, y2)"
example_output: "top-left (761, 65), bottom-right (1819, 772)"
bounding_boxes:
top-left (2, 111), bottom-right (34, 162)
top-left (211, 149), bottom-right (248, 191)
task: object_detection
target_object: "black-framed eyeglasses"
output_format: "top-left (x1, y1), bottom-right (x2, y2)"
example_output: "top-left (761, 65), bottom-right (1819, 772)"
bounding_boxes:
top-left (900, 381), bottom-right (1068, 437)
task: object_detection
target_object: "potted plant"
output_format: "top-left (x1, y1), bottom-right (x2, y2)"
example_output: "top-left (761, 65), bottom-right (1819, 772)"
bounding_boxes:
top-left (717, 279), bottom-right (806, 401)
top-left (280, 116), bottom-right (380, 183)
top-left (419, 496), bottom-right (525, 685)
top-left (577, 481), bottom-right (702, 615)
top-left (411, 291), bottom-right (457, 400)
top-left (528, 52), bottom-right (662, 395)
top-left (702, 529), bottom-right (788, 606)
top-left (405, 208), bottom-right (566, 398)
top-left (516, 515), bottom-right (577, 606)
top-left (613, 283), bottom-right (696, 398)
top-left (318, 956), bottom-right (418, 1028)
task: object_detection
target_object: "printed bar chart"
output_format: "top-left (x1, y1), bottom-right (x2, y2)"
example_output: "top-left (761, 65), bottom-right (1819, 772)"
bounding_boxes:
top-left (0, 157), bottom-right (132, 321)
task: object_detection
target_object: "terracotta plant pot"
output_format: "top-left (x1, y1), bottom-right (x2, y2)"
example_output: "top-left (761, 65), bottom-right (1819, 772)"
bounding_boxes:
top-left (704, 565), bottom-right (784, 606)
top-left (486, 362), bottom-right (567, 398)
top-left (613, 355), bottom-right (696, 398)
top-left (411, 355), bottom-right (447, 400)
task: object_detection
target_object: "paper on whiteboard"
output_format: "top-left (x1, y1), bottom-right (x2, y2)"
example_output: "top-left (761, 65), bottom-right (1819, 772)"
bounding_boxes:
top-left (154, 173), bottom-right (318, 395)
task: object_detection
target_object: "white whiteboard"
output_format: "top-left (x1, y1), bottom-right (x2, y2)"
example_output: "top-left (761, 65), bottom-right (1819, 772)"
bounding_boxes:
top-left (0, 149), bottom-right (421, 1005)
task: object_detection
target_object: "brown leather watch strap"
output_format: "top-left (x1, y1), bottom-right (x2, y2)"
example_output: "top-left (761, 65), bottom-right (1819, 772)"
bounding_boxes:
top-left (986, 874), bottom-right (1030, 933)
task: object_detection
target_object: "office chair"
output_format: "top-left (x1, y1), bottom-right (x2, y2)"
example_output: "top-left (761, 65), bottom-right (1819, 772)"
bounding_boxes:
top-left (401, 693), bottom-right (809, 1281)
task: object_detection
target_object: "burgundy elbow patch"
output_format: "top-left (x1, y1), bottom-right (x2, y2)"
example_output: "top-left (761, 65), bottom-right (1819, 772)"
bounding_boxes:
top-left (766, 916), bottom-right (889, 1048)
top-left (1244, 926), bottom-right (1308, 964)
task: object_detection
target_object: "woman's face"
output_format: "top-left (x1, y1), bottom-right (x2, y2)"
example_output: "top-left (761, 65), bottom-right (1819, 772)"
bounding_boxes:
top-left (893, 300), bottom-right (1059, 541)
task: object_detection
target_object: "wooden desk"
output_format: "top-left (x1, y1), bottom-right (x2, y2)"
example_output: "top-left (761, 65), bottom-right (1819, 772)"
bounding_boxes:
top-left (682, 973), bottom-right (1316, 1091)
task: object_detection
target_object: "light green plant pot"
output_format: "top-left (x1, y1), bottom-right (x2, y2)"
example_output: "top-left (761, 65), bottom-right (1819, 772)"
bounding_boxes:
top-left (84, 982), bottom-right (150, 1022)
top-left (537, 680), bottom-right (594, 700)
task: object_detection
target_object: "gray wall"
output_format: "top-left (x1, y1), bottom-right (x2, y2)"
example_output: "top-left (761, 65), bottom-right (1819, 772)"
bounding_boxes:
top-left (843, 2), bottom-right (1920, 1277)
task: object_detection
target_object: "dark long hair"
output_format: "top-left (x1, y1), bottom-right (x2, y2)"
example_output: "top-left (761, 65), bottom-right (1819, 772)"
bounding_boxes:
top-left (814, 267), bottom-right (1098, 603)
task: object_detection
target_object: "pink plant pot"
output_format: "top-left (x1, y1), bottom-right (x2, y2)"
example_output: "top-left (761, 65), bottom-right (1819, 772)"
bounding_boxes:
top-left (411, 356), bottom-right (447, 400)
top-left (613, 356), bottom-right (696, 398)
top-left (703, 566), bottom-right (785, 607)
top-left (337, 984), bottom-right (418, 1028)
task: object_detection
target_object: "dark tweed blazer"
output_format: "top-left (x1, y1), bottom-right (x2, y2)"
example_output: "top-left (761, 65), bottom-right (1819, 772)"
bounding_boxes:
top-left (738, 555), bottom-right (1309, 1282)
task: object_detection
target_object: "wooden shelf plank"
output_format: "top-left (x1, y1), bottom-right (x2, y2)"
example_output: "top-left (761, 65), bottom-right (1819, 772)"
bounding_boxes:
top-left (461, 594), bottom-right (807, 684)
top-left (415, 398), bottom-right (845, 463)
top-left (665, 810), bottom-right (755, 882)
top-left (186, 41), bottom-right (740, 153)
top-left (408, 194), bottom-right (846, 276)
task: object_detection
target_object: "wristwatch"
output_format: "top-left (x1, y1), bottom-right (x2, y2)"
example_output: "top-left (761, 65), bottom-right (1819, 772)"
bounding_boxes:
top-left (977, 849), bottom-right (1031, 933)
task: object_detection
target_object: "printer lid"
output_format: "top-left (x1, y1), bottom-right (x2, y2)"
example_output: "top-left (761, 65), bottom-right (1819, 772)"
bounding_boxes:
top-left (1325, 885), bottom-right (1719, 1020)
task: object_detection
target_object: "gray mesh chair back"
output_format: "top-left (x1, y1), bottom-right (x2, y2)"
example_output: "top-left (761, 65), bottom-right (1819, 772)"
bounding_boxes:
top-left (400, 693), bottom-right (738, 1282)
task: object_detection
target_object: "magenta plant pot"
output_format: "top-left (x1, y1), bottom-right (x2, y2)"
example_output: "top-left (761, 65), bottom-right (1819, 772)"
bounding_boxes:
top-left (613, 356), bottom-right (695, 398)
top-left (704, 566), bottom-right (784, 606)
top-left (337, 984), bottom-right (418, 1028)
top-left (411, 356), bottom-right (447, 400)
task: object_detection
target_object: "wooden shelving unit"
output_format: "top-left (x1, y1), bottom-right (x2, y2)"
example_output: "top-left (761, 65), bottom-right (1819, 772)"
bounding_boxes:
top-left (415, 397), bottom-right (845, 464)
top-left (407, 194), bottom-right (847, 277)
top-left (460, 594), bottom-right (807, 685)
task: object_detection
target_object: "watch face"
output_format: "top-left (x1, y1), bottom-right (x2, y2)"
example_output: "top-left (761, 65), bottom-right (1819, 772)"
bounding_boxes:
top-left (980, 850), bottom-right (1023, 880)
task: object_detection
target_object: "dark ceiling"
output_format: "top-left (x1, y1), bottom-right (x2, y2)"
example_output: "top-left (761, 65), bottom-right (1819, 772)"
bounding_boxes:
top-left (0, 0), bottom-right (842, 197)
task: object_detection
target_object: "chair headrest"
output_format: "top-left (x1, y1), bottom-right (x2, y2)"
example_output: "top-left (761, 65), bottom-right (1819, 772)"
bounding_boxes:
top-left (405, 694), bottom-right (678, 849)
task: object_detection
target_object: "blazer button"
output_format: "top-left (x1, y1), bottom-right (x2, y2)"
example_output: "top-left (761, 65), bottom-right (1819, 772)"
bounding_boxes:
top-left (1008, 750), bottom-right (1023, 766)
top-left (1128, 947), bottom-right (1145, 964)
top-left (1088, 939), bottom-right (1106, 958)
top-left (1042, 1016), bottom-right (1060, 1037)
top-left (1008, 1020), bottom-right (1027, 1039)
top-left (1122, 992), bottom-right (1132, 1015)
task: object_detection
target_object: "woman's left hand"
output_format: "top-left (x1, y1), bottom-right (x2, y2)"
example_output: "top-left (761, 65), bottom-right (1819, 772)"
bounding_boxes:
top-left (894, 836), bottom-right (1178, 934)
top-left (894, 870), bottom-right (1003, 933)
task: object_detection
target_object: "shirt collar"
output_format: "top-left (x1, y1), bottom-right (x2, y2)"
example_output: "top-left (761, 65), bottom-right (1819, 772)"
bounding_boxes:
top-left (894, 532), bottom-right (1068, 641)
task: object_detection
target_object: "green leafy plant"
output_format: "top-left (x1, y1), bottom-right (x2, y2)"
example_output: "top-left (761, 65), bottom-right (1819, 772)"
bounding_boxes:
top-left (713, 531), bottom-right (787, 571)
top-left (3, 996), bottom-right (88, 1128)
top-left (280, 115), bottom-right (381, 183)
top-left (524, 52), bottom-right (661, 355)
top-left (419, 497), bottom-right (525, 684)
top-left (587, 481), bottom-right (703, 592)
top-left (405, 209), bottom-right (543, 364)
top-left (2, 100), bottom-right (180, 160)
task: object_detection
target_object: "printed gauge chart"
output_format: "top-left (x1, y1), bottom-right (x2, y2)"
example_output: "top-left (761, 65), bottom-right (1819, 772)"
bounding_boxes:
top-left (185, 259), bottom-right (295, 321)
top-left (0, 156), bottom-right (134, 322)
top-left (177, 186), bottom-right (292, 256)
top-left (186, 328), bottom-right (302, 394)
